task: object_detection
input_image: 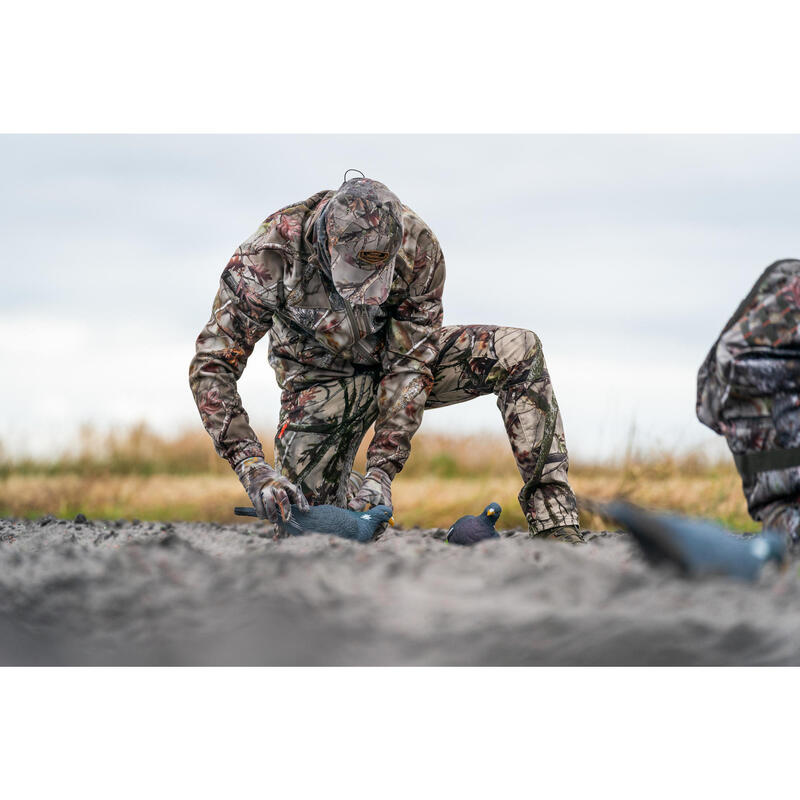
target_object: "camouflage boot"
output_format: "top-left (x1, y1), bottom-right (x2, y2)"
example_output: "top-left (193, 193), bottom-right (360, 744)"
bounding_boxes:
top-left (534, 525), bottom-right (586, 544)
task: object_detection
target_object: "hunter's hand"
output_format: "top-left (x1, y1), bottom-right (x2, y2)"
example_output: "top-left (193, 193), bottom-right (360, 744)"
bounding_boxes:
top-left (235, 457), bottom-right (310, 523)
top-left (348, 467), bottom-right (393, 511)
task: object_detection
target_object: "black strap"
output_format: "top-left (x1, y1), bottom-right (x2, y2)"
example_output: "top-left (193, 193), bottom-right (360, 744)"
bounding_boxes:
top-left (733, 446), bottom-right (800, 478)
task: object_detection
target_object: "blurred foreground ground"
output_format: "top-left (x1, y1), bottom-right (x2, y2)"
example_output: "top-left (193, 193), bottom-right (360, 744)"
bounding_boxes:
top-left (1, 516), bottom-right (796, 666)
top-left (4, 427), bottom-right (793, 667)
top-left (1, 425), bottom-right (756, 531)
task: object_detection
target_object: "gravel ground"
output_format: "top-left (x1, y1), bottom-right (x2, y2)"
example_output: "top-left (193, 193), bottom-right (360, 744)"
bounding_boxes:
top-left (1, 515), bottom-right (799, 665)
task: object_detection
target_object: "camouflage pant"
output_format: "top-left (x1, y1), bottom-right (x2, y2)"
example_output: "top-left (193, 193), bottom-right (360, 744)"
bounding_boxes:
top-left (274, 325), bottom-right (579, 533)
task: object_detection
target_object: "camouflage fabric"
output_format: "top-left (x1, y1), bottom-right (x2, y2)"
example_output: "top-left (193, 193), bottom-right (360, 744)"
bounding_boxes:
top-left (235, 455), bottom-right (309, 523)
top-left (347, 466), bottom-right (393, 511)
top-left (189, 186), bottom-right (443, 475)
top-left (321, 178), bottom-right (403, 306)
top-left (190, 186), bottom-right (578, 534)
top-left (428, 325), bottom-right (577, 532)
top-left (697, 259), bottom-right (800, 542)
top-left (273, 324), bottom-right (577, 533)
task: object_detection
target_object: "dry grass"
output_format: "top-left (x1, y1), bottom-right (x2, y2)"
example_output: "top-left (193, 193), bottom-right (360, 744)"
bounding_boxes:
top-left (0, 425), bottom-right (756, 531)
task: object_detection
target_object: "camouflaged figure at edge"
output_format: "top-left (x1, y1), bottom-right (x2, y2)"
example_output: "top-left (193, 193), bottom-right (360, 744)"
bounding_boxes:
top-left (697, 259), bottom-right (800, 542)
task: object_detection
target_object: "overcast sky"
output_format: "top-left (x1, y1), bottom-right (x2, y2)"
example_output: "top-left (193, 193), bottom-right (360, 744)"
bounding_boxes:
top-left (3, 135), bottom-right (799, 460)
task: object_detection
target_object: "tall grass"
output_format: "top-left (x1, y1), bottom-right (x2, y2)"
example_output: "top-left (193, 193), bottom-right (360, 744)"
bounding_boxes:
top-left (0, 424), bottom-right (755, 531)
top-left (0, 423), bottom-right (525, 479)
top-left (0, 423), bottom-right (232, 477)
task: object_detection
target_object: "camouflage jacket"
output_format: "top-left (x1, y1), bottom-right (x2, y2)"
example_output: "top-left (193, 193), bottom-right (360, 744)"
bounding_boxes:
top-left (189, 190), bottom-right (446, 479)
top-left (697, 259), bottom-right (800, 535)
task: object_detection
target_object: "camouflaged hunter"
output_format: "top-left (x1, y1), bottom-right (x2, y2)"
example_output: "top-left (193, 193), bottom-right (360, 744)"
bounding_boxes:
top-left (189, 176), bottom-right (581, 538)
top-left (697, 259), bottom-right (800, 544)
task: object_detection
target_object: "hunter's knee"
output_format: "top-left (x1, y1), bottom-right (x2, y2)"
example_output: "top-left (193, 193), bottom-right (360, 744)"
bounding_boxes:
top-left (493, 327), bottom-right (543, 387)
top-left (498, 326), bottom-right (542, 362)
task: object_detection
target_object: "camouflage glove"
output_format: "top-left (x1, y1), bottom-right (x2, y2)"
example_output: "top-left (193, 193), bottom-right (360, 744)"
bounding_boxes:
top-left (346, 470), bottom-right (366, 505)
top-left (348, 467), bottom-right (393, 511)
top-left (234, 456), bottom-right (309, 523)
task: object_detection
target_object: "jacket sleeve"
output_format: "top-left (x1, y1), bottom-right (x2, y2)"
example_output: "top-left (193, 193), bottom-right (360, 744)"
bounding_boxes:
top-left (365, 229), bottom-right (446, 478)
top-left (188, 242), bottom-right (279, 469)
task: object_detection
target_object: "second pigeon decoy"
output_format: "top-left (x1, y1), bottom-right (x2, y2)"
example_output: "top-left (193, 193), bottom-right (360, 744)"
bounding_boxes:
top-left (235, 504), bottom-right (394, 543)
top-left (445, 503), bottom-right (502, 545)
top-left (601, 499), bottom-right (787, 581)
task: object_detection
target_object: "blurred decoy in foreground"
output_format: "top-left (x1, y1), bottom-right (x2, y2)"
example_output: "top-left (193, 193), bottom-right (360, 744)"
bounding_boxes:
top-left (445, 503), bottom-right (502, 545)
top-left (599, 499), bottom-right (787, 581)
top-left (235, 504), bottom-right (394, 543)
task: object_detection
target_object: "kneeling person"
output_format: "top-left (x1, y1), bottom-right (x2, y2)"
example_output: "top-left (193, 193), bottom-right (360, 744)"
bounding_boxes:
top-left (189, 175), bottom-right (581, 541)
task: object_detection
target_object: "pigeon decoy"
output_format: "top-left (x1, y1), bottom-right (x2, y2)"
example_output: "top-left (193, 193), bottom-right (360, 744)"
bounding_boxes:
top-left (601, 499), bottom-right (787, 581)
top-left (445, 503), bottom-right (502, 545)
top-left (235, 503), bottom-right (394, 543)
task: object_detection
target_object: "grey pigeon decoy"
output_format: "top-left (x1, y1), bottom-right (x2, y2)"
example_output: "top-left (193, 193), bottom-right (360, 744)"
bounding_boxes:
top-left (602, 499), bottom-right (787, 581)
top-left (445, 503), bottom-right (502, 545)
top-left (235, 504), bottom-right (394, 543)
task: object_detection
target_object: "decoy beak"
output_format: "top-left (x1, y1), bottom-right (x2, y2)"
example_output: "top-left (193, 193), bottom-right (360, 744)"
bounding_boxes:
top-left (389, 516), bottom-right (395, 526)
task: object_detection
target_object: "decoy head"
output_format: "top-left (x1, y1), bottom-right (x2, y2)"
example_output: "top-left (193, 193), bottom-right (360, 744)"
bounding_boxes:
top-left (361, 505), bottom-right (395, 527)
top-left (751, 530), bottom-right (788, 567)
top-left (482, 503), bottom-right (502, 525)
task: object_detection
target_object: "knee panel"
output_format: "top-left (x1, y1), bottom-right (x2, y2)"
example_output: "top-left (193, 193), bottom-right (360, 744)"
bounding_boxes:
top-left (492, 327), bottom-right (543, 389)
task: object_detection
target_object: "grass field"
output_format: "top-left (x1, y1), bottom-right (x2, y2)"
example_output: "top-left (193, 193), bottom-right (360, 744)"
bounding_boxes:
top-left (0, 424), bottom-right (757, 531)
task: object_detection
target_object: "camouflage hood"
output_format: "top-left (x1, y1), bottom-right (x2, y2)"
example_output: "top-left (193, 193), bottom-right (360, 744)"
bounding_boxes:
top-left (697, 259), bottom-right (800, 538)
top-left (313, 177), bottom-right (403, 306)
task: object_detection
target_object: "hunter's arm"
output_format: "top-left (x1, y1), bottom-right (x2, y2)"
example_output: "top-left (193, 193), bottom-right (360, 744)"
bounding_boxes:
top-left (189, 245), bottom-right (277, 468)
top-left (365, 228), bottom-right (446, 478)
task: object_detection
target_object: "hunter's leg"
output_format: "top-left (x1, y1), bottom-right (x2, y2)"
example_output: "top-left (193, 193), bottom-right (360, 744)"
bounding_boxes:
top-left (275, 374), bottom-right (378, 507)
top-left (426, 325), bottom-right (579, 534)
